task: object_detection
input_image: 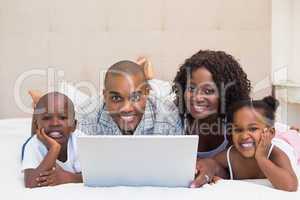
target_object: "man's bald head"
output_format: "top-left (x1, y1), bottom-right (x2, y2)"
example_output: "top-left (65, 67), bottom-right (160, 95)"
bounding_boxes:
top-left (104, 60), bottom-right (146, 88)
top-left (103, 60), bottom-right (150, 134)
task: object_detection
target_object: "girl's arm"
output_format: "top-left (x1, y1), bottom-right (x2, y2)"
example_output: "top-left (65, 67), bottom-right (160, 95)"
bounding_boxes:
top-left (256, 147), bottom-right (298, 192)
top-left (255, 130), bottom-right (298, 192)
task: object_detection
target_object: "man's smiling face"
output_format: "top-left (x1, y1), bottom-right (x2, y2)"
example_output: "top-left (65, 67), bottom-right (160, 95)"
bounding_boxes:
top-left (104, 73), bottom-right (149, 134)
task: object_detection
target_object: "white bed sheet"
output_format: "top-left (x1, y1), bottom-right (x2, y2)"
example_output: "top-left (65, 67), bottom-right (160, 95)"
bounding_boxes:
top-left (1, 118), bottom-right (299, 200)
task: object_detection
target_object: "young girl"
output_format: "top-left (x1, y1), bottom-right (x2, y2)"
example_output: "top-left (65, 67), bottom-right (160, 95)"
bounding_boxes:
top-left (192, 96), bottom-right (299, 191)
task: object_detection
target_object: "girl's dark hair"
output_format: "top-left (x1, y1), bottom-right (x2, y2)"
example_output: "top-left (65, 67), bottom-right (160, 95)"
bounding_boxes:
top-left (229, 96), bottom-right (280, 126)
top-left (172, 50), bottom-right (251, 122)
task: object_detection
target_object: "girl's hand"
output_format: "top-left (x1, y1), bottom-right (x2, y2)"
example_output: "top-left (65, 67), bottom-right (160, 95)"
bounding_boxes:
top-left (36, 128), bottom-right (61, 150)
top-left (255, 128), bottom-right (273, 160)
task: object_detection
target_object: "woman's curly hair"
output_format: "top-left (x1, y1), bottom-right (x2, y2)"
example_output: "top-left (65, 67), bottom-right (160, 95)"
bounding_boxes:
top-left (172, 50), bottom-right (251, 122)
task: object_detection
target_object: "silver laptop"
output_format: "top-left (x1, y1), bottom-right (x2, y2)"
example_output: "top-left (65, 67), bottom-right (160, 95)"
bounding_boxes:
top-left (77, 135), bottom-right (199, 187)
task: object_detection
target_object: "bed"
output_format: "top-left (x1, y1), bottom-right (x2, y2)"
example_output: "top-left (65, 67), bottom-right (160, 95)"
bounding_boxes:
top-left (1, 118), bottom-right (300, 200)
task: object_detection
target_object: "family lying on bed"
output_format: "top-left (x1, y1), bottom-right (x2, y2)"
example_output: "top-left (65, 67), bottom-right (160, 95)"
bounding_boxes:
top-left (21, 50), bottom-right (300, 191)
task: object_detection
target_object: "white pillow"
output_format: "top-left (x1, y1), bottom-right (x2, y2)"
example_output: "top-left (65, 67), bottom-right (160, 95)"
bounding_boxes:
top-left (58, 81), bottom-right (90, 111)
top-left (0, 119), bottom-right (31, 188)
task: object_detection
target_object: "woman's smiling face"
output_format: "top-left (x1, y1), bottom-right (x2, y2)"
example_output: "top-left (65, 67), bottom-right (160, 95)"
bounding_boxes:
top-left (184, 67), bottom-right (219, 120)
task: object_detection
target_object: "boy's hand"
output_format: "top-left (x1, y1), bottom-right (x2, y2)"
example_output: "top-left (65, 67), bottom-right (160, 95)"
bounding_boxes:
top-left (255, 128), bottom-right (273, 160)
top-left (36, 165), bottom-right (77, 187)
top-left (36, 128), bottom-right (61, 150)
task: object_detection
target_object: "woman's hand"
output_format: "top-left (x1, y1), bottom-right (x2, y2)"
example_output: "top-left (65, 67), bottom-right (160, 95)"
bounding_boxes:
top-left (190, 159), bottom-right (217, 188)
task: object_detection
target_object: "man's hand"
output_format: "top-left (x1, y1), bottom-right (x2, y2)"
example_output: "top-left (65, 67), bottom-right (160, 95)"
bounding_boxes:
top-left (255, 128), bottom-right (273, 160)
top-left (36, 128), bottom-right (61, 151)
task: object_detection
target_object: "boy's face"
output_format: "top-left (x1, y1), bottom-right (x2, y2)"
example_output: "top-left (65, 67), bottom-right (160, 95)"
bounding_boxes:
top-left (232, 107), bottom-right (274, 158)
top-left (104, 73), bottom-right (149, 134)
top-left (35, 96), bottom-right (76, 145)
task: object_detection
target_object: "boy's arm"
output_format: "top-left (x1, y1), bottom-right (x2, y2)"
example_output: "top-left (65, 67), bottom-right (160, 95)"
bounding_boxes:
top-left (190, 151), bottom-right (229, 188)
top-left (255, 130), bottom-right (298, 192)
top-left (24, 129), bottom-right (61, 188)
top-left (36, 165), bottom-right (82, 186)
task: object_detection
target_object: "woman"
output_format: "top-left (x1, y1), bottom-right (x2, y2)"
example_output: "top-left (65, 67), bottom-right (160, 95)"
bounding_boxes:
top-left (139, 50), bottom-right (251, 158)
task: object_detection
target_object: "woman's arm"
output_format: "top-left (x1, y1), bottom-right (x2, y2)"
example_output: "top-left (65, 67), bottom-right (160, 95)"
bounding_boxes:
top-left (190, 151), bottom-right (229, 188)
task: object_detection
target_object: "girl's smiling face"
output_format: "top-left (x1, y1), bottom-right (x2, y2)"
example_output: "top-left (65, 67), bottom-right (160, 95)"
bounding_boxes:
top-left (184, 67), bottom-right (219, 119)
top-left (232, 107), bottom-right (274, 158)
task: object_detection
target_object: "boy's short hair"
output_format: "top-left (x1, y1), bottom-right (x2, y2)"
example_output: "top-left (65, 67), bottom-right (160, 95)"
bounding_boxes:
top-left (31, 92), bottom-right (75, 135)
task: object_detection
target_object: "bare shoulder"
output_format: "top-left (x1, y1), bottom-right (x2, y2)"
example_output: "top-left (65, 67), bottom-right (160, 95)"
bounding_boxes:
top-left (269, 146), bottom-right (291, 166)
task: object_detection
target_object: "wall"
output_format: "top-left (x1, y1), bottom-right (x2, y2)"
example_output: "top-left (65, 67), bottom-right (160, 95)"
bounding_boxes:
top-left (0, 0), bottom-right (271, 118)
top-left (272, 0), bottom-right (300, 126)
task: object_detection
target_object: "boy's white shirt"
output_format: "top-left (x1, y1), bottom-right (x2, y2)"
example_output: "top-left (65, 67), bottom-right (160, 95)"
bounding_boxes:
top-left (21, 129), bottom-right (83, 173)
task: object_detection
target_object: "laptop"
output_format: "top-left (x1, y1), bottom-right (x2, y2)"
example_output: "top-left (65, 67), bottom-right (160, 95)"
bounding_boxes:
top-left (77, 135), bottom-right (199, 187)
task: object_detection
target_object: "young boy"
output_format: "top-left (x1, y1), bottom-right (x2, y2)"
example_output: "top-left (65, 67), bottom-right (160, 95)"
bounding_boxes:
top-left (30, 60), bottom-right (182, 136)
top-left (22, 92), bottom-right (82, 188)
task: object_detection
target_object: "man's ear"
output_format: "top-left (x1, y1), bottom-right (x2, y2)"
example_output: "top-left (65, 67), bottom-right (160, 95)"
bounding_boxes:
top-left (103, 89), bottom-right (107, 99)
top-left (145, 83), bottom-right (151, 95)
top-left (71, 119), bottom-right (77, 132)
top-left (270, 127), bottom-right (275, 136)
